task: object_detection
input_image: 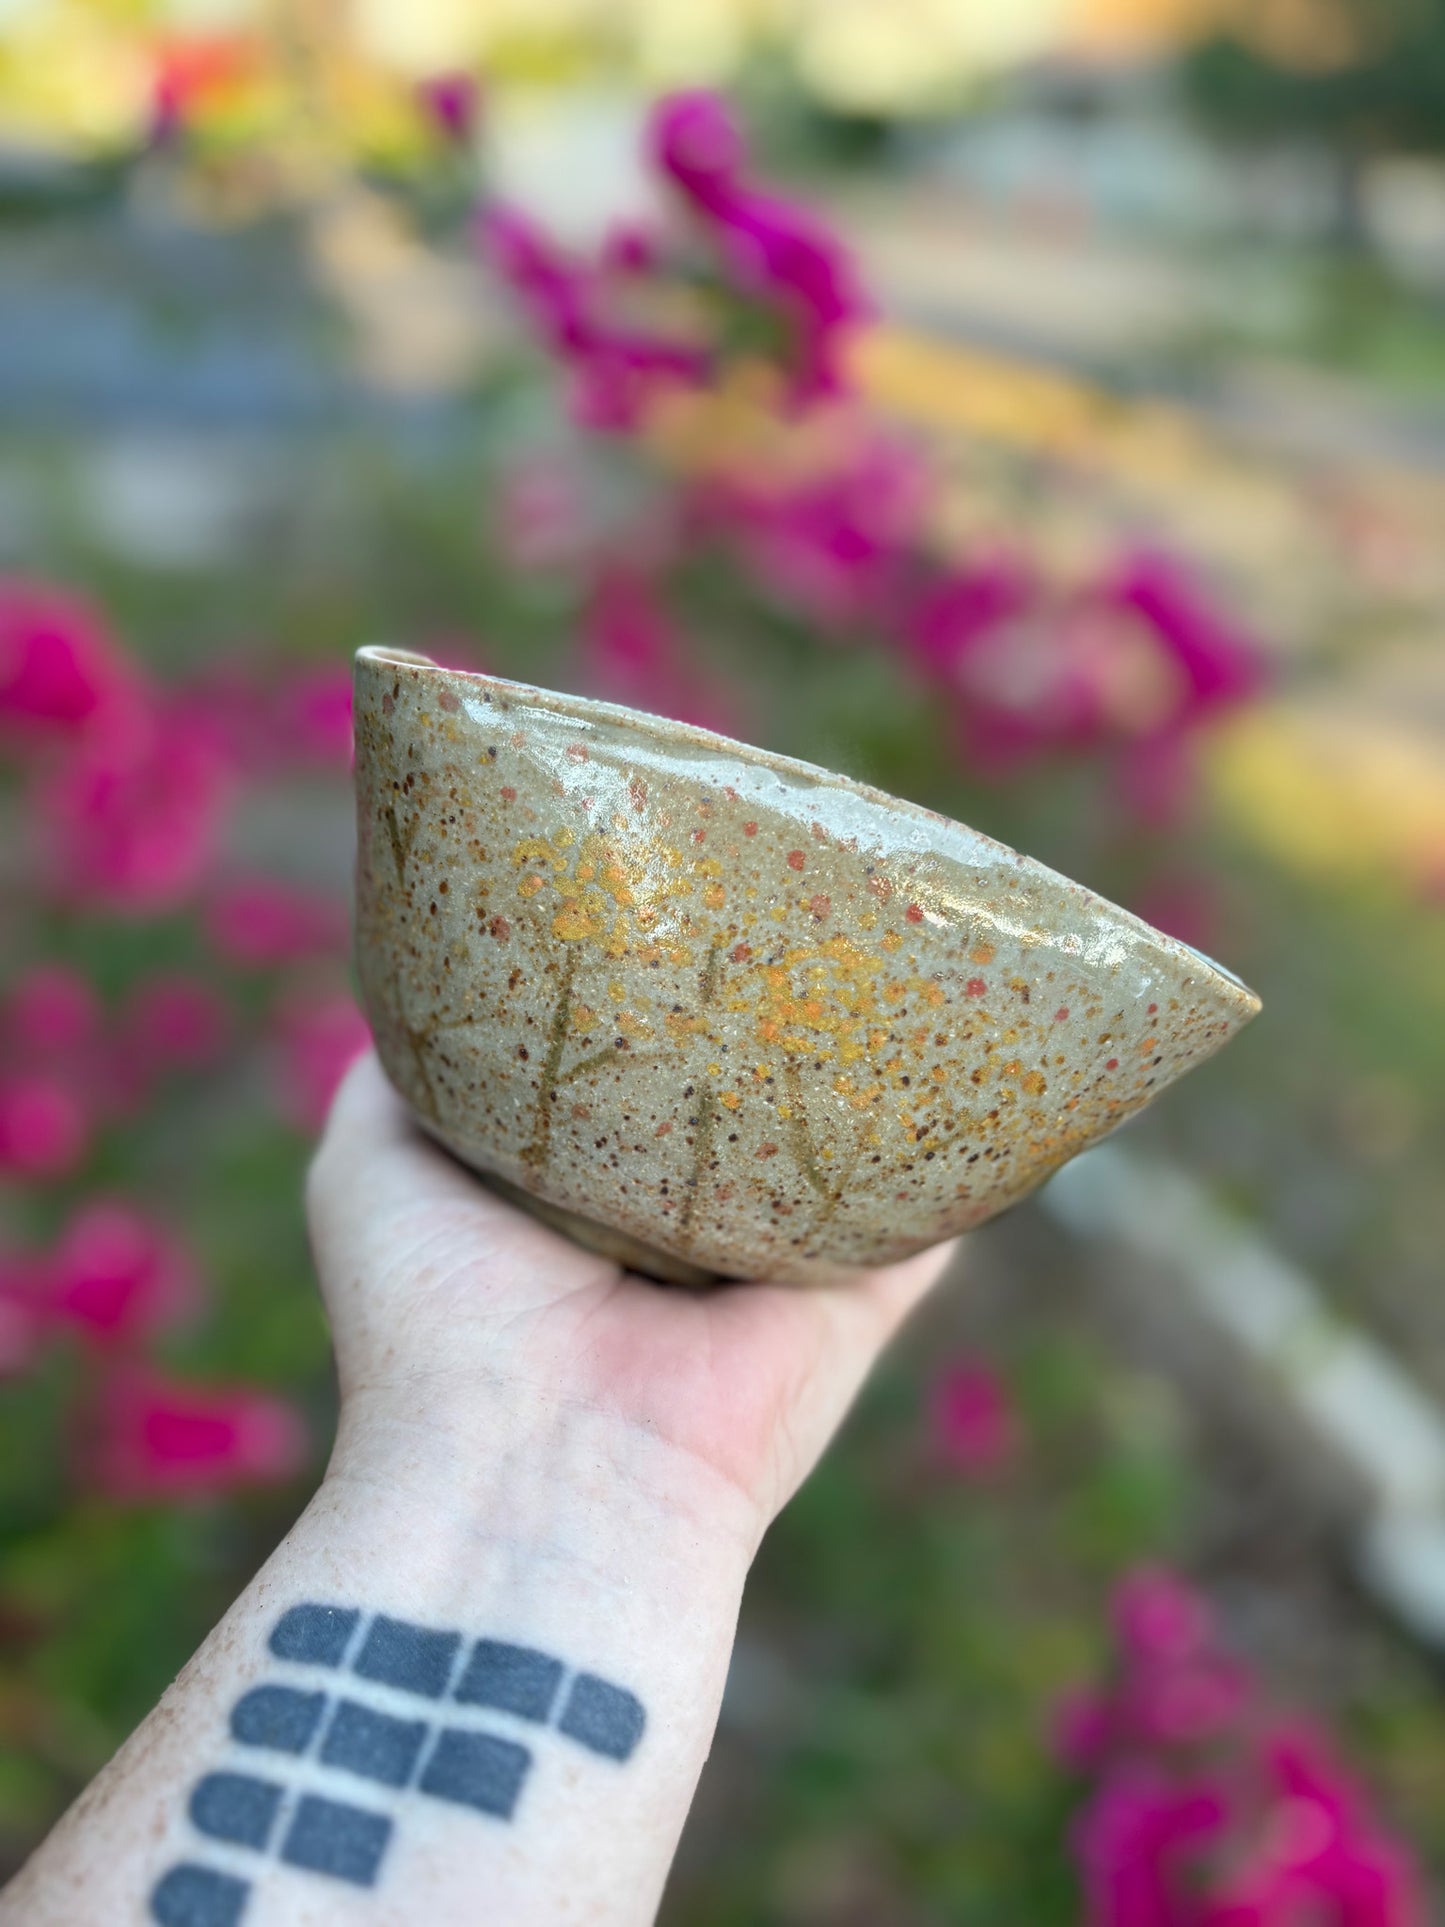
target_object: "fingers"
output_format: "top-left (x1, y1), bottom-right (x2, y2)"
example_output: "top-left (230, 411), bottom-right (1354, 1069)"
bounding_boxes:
top-left (855, 1238), bottom-right (963, 1343)
top-left (307, 1051), bottom-right (479, 1234)
top-left (809, 1240), bottom-right (962, 1425)
top-left (731, 1240), bottom-right (961, 1517)
top-left (306, 1050), bottom-right (617, 1296)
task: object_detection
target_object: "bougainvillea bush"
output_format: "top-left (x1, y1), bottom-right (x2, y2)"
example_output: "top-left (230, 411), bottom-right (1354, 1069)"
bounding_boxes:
top-left (0, 83), bottom-right (1427, 1919)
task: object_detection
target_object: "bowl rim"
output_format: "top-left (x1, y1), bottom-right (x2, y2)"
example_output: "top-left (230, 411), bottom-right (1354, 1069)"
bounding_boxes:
top-left (354, 645), bottom-right (1261, 1013)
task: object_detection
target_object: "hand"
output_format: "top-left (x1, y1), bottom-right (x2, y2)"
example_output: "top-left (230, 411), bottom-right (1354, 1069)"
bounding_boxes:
top-left (307, 1052), bottom-right (958, 1550)
top-left (3, 1048), bottom-right (957, 1927)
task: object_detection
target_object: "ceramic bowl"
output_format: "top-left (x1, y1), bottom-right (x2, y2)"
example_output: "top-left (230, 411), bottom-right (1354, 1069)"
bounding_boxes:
top-left (353, 646), bottom-right (1260, 1286)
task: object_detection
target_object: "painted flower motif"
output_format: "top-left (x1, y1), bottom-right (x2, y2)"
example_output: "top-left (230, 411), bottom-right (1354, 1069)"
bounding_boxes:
top-left (929, 1360), bottom-right (1019, 1479)
top-left (205, 876), bottom-right (349, 969)
top-left (90, 1366), bottom-right (306, 1499)
top-left (270, 989), bottom-right (371, 1133)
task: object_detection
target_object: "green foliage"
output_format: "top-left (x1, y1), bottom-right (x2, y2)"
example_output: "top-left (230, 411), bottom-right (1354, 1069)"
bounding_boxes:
top-left (1186, 1), bottom-right (1445, 159)
top-left (663, 1331), bottom-right (1195, 1924)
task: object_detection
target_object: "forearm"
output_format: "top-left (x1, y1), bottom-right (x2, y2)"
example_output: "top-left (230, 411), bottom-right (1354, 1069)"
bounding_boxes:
top-left (2, 1393), bottom-right (756, 1927)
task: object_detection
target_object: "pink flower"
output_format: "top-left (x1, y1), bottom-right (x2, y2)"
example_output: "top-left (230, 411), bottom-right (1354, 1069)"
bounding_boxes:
top-left (1075, 1766), bottom-right (1229, 1927)
top-left (120, 972), bottom-right (232, 1073)
top-left (715, 191), bottom-right (868, 398)
top-left (49, 1201), bottom-right (196, 1342)
top-left (1131, 876), bottom-right (1220, 957)
top-left (1114, 1568), bottom-right (1212, 1667)
top-left (416, 70), bottom-right (480, 144)
top-left (0, 1073), bottom-right (89, 1179)
top-left (0, 1293), bottom-right (42, 1376)
top-left (3, 964), bottom-right (101, 1059)
top-left (480, 204), bottom-right (592, 354)
top-left (1060, 1571), bottom-right (1425, 1925)
top-left (0, 578), bottom-right (133, 740)
top-left (904, 560), bottom-right (1112, 778)
top-left (493, 461), bottom-right (591, 572)
top-left (1055, 1687), bottom-right (1118, 1772)
top-left (929, 1360), bottom-right (1019, 1478)
top-left (582, 566), bottom-right (739, 737)
top-left (1203, 1727), bottom-right (1425, 1927)
top-left (907, 557), bottom-right (1036, 682)
top-left (567, 340), bottom-right (707, 434)
top-left (271, 989), bottom-right (371, 1133)
top-left (485, 97), bottom-right (863, 422)
top-left (205, 876), bottom-right (349, 968)
top-left (37, 700), bottom-right (234, 914)
top-left (1107, 554), bottom-right (1264, 720)
top-left (601, 221), bottom-right (661, 277)
top-left (1116, 731), bottom-right (1199, 829)
top-left (650, 90), bottom-right (747, 212)
top-left (1128, 1655), bottom-right (1251, 1753)
top-left (278, 663), bottom-right (354, 768)
top-left (479, 204), bottom-right (706, 432)
top-left (648, 92), bottom-right (868, 400)
top-left (0, 1250), bottom-right (46, 1377)
top-left (90, 1366), bottom-right (306, 1499)
top-left (696, 426), bottom-right (926, 633)
top-left (1080, 554), bottom-right (1265, 824)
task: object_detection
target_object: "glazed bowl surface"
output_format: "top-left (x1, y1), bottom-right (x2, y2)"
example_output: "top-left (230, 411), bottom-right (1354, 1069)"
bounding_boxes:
top-left (354, 646), bottom-right (1260, 1285)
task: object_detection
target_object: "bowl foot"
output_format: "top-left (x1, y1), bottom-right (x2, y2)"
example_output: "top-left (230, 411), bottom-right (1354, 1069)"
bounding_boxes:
top-left (427, 1145), bottom-right (724, 1288)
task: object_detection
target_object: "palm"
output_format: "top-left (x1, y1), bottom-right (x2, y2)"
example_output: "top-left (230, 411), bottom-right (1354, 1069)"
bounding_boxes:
top-left (309, 1055), bottom-right (955, 1528)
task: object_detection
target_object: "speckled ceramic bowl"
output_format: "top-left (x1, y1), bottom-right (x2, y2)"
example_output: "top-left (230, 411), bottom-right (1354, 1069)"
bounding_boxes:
top-left (353, 646), bottom-right (1260, 1286)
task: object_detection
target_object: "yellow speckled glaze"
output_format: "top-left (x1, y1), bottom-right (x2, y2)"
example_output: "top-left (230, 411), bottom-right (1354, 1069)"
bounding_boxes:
top-left (353, 646), bottom-right (1261, 1286)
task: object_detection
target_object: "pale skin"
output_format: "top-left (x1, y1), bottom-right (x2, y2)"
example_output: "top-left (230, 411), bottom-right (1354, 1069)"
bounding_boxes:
top-left (1, 1051), bottom-right (957, 1926)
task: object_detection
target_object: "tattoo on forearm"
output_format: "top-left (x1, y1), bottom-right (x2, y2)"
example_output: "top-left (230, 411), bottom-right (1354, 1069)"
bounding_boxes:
top-left (150, 1603), bottom-right (646, 1925)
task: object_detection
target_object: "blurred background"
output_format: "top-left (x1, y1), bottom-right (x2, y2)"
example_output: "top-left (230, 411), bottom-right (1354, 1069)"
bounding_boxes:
top-left (2, 1), bottom-right (1444, 1920)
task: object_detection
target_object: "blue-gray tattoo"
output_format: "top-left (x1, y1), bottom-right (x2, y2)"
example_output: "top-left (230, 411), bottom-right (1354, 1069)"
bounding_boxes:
top-left (150, 1603), bottom-right (646, 1924)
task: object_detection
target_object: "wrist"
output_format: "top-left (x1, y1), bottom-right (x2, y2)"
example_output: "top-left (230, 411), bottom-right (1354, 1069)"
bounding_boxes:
top-left (322, 1382), bottom-right (760, 1615)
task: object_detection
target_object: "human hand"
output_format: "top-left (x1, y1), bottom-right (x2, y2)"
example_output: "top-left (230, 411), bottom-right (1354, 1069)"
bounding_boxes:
top-left (307, 1051), bottom-right (958, 1552)
top-left (3, 1050), bottom-right (959, 1927)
